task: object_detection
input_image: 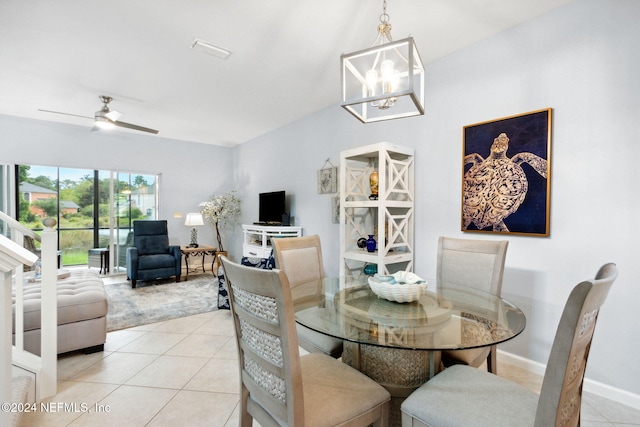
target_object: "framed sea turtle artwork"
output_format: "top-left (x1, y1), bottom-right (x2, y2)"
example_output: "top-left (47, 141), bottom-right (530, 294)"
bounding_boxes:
top-left (462, 108), bottom-right (552, 236)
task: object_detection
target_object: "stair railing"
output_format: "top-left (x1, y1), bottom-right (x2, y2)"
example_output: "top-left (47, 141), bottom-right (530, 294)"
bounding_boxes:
top-left (0, 210), bottom-right (58, 402)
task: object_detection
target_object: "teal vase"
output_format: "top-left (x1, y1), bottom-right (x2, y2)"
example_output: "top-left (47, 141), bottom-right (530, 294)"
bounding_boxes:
top-left (363, 263), bottom-right (378, 275)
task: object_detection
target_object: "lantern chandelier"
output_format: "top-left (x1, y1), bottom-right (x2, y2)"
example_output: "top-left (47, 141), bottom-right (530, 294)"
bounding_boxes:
top-left (340, 0), bottom-right (425, 123)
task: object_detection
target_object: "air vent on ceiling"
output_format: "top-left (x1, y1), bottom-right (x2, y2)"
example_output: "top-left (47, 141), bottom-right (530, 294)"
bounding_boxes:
top-left (191, 38), bottom-right (232, 60)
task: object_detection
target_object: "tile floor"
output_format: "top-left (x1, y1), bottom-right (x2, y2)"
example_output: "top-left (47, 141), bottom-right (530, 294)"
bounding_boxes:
top-left (18, 278), bottom-right (640, 426)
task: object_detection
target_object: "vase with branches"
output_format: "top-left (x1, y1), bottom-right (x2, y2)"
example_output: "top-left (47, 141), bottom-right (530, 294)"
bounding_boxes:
top-left (200, 189), bottom-right (241, 251)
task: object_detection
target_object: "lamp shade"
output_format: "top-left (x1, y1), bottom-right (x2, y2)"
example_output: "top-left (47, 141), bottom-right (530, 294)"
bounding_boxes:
top-left (184, 212), bottom-right (204, 226)
top-left (341, 37), bottom-right (424, 123)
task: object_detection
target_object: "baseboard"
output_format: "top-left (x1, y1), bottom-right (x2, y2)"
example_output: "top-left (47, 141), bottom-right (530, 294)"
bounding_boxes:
top-left (498, 350), bottom-right (640, 411)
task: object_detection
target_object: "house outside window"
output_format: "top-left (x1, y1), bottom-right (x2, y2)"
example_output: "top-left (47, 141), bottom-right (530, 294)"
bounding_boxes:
top-left (17, 164), bottom-right (158, 269)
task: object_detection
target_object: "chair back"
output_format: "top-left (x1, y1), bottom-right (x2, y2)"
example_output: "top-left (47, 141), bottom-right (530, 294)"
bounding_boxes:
top-left (23, 235), bottom-right (38, 253)
top-left (535, 263), bottom-right (618, 427)
top-left (272, 235), bottom-right (324, 288)
top-left (272, 234), bottom-right (343, 358)
top-left (437, 236), bottom-right (508, 295)
top-left (118, 231), bottom-right (134, 266)
top-left (220, 255), bottom-right (304, 426)
top-left (437, 236), bottom-right (509, 373)
top-left (133, 220), bottom-right (170, 255)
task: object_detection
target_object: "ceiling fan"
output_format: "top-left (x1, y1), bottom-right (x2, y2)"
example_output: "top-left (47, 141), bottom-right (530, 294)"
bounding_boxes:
top-left (39, 95), bottom-right (159, 134)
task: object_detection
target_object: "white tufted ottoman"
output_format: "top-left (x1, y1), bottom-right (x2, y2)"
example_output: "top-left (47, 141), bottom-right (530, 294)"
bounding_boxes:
top-left (13, 270), bottom-right (108, 355)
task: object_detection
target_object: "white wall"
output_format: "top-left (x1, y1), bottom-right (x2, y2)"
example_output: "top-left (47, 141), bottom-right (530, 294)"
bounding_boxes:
top-left (231, 0), bottom-right (640, 399)
top-left (0, 115), bottom-right (234, 246)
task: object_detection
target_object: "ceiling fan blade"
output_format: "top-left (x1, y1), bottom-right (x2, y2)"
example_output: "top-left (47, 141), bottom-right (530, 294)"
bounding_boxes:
top-left (113, 120), bottom-right (159, 134)
top-left (105, 110), bottom-right (122, 121)
top-left (39, 98), bottom-right (158, 135)
top-left (38, 109), bottom-right (93, 120)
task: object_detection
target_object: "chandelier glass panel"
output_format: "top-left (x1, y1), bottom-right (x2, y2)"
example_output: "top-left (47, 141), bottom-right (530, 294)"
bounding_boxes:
top-left (341, 1), bottom-right (425, 123)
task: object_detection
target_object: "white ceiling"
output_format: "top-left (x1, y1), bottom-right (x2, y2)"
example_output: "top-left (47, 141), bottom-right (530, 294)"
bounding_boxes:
top-left (0, 0), bottom-right (574, 147)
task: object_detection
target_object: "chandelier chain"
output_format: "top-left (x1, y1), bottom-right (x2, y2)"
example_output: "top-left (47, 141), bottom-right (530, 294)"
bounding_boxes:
top-left (380, 0), bottom-right (390, 24)
top-left (376, 0), bottom-right (393, 41)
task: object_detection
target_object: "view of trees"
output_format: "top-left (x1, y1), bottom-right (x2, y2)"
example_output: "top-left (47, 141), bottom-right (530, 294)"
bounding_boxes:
top-left (19, 165), bottom-right (156, 266)
top-left (19, 165), bottom-right (150, 228)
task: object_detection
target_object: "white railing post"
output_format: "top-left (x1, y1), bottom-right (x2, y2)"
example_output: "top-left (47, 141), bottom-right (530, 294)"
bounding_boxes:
top-left (11, 229), bottom-right (25, 353)
top-left (39, 217), bottom-right (58, 399)
top-left (1, 271), bottom-right (12, 427)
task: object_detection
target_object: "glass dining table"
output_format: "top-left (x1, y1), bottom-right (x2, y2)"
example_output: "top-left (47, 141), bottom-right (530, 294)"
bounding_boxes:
top-left (293, 275), bottom-right (526, 425)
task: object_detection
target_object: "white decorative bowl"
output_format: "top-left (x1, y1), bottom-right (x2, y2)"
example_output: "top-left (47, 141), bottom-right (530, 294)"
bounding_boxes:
top-left (368, 276), bottom-right (427, 303)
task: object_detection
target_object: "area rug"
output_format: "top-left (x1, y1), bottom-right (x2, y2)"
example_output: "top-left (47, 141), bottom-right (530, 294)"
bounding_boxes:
top-left (105, 273), bottom-right (218, 332)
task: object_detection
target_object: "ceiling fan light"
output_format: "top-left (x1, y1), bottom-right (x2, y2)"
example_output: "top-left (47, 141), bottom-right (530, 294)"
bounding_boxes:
top-left (95, 120), bottom-right (114, 130)
top-left (191, 38), bottom-right (232, 60)
top-left (94, 113), bottom-right (114, 129)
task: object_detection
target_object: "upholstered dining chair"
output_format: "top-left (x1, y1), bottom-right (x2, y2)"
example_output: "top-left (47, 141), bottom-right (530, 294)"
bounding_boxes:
top-left (219, 255), bottom-right (390, 427)
top-left (437, 236), bottom-right (509, 374)
top-left (272, 235), bottom-right (343, 358)
top-left (401, 263), bottom-right (618, 427)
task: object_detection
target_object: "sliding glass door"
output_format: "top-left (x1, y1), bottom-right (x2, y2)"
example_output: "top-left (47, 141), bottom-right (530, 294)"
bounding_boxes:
top-left (17, 164), bottom-right (158, 271)
top-left (58, 167), bottom-right (95, 265)
top-left (112, 172), bottom-right (158, 272)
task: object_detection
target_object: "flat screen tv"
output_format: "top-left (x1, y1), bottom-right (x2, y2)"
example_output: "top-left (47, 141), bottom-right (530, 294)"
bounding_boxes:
top-left (259, 191), bottom-right (286, 224)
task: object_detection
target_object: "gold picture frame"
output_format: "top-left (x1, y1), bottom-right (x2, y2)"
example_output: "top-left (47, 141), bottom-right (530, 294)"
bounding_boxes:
top-left (462, 108), bottom-right (552, 236)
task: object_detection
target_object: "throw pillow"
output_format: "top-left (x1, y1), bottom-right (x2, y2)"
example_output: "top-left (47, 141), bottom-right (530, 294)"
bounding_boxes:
top-left (240, 254), bottom-right (275, 270)
top-left (218, 252), bottom-right (274, 310)
top-left (217, 265), bottom-right (230, 310)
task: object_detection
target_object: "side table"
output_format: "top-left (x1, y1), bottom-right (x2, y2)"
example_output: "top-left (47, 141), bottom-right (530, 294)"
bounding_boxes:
top-left (180, 245), bottom-right (217, 279)
top-left (88, 248), bottom-right (109, 274)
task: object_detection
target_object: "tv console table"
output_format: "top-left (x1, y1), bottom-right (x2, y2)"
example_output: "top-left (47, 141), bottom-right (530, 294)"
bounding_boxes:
top-left (242, 224), bottom-right (302, 258)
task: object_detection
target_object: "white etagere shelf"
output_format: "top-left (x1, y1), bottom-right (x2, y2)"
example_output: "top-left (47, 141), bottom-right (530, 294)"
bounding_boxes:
top-left (339, 142), bottom-right (415, 276)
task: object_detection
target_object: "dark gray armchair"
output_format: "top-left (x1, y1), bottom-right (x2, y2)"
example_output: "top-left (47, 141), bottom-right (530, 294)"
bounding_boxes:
top-left (126, 220), bottom-right (181, 288)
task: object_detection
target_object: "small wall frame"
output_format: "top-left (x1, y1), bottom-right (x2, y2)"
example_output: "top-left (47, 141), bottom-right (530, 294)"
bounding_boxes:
top-left (462, 108), bottom-right (552, 236)
top-left (317, 166), bottom-right (338, 194)
top-left (331, 196), bottom-right (340, 223)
